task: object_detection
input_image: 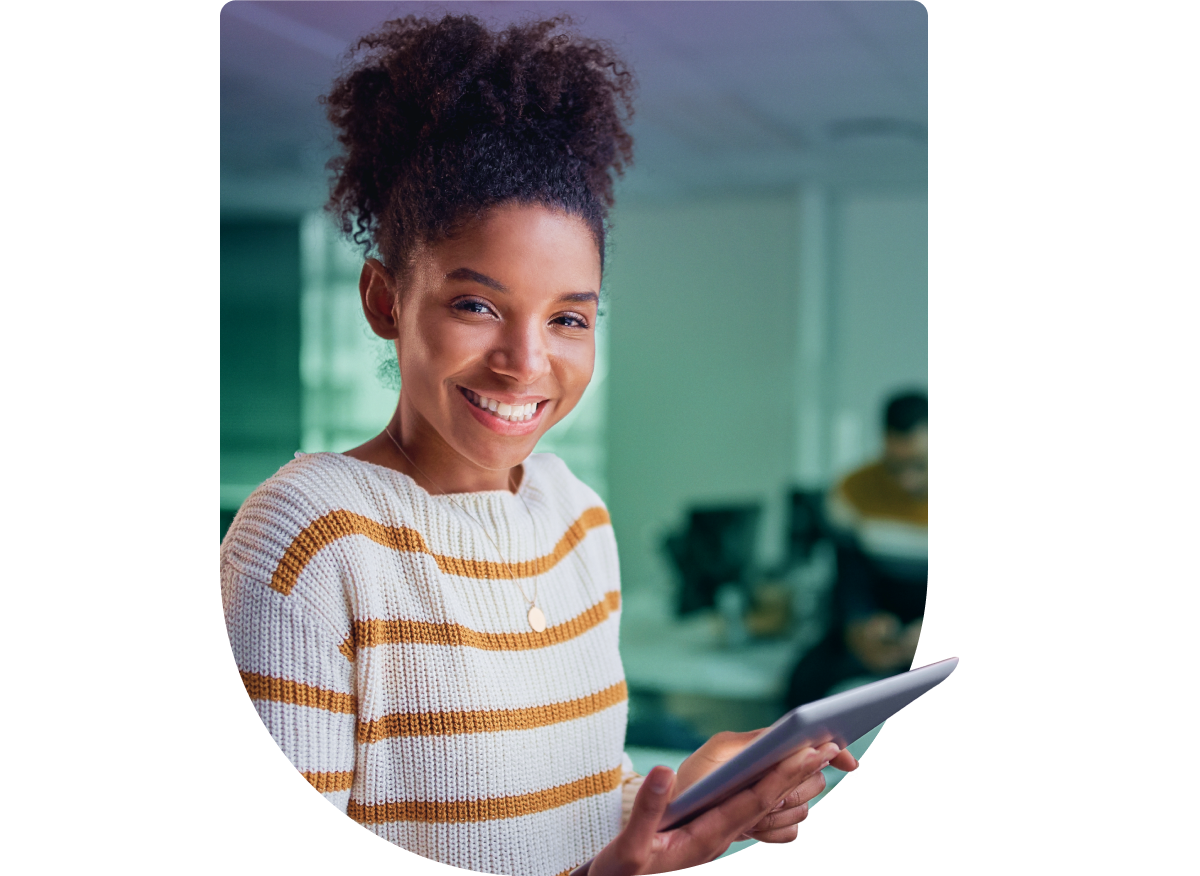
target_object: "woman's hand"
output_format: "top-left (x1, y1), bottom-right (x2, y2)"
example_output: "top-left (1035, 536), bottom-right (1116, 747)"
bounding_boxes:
top-left (587, 738), bottom-right (858, 876)
top-left (674, 730), bottom-right (858, 843)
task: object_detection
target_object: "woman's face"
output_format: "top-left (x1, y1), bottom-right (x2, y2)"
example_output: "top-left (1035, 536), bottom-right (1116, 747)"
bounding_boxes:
top-left (388, 203), bottom-right (602, 474)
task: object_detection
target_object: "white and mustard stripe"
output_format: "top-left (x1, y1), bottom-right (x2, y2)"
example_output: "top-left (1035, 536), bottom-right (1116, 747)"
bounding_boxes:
top-left (221, 452), bottom-right (633, 876)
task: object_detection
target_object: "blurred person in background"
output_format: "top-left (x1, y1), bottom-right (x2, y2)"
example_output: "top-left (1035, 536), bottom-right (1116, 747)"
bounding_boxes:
top-left (221, 14), bottom-right (855, 876)
top-left (785, 391), bottom-right (928, 709)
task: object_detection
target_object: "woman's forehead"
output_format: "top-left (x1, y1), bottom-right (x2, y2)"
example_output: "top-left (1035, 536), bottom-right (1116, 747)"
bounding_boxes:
top-left (420, 205), bottom-right (602, 292)
top-left (439, 203), bottom-right (597, 253)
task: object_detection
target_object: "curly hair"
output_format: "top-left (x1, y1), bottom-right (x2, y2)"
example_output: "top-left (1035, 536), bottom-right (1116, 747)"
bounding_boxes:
top-left (321, 13), bottom-right (635, 277)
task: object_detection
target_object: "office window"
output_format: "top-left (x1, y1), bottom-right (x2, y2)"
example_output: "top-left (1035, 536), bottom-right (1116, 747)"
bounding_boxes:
top-left (299, 213), bottom-right (397, 453)
top-left (221, 219), bottom-right (302, 537)
top-left (298, 212), bottom-right (609, 500)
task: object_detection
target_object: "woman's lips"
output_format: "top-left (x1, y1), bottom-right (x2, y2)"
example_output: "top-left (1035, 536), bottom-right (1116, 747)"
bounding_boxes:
top-left (458, 386), bottom-right (546, 435)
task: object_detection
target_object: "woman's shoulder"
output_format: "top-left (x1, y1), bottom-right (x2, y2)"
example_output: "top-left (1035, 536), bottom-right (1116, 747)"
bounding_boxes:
top-left (220, 452), bottom-right (418, 568)
top-left (231, 451), bottom-right (389, 517)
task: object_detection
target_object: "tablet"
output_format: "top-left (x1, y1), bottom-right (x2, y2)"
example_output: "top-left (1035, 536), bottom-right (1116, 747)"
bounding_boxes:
top-left (659, 656), bottom-right (959, 831)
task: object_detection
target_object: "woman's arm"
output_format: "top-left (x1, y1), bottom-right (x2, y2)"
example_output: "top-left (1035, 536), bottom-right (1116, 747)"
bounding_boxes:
top-left (222, 507), bottom-right (358, 811)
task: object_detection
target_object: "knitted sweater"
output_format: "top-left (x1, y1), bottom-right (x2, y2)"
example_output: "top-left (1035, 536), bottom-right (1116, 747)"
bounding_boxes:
top-left (221, 452), bottom-right (636, 876)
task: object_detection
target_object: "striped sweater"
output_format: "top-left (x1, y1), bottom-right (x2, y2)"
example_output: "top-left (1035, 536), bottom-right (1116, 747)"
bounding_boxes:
top-left (221, 452), bottom-right (635, 876)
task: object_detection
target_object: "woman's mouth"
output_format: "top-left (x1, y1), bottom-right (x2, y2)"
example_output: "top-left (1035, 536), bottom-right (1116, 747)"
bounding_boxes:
top-left (459, 387), bottom-right (544, 424)
top-left (456, 386), bottom-right (547, 434)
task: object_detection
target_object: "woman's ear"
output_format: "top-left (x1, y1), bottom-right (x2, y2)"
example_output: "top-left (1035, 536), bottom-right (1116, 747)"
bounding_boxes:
top-left (359, 258), bottom-right (400, 340)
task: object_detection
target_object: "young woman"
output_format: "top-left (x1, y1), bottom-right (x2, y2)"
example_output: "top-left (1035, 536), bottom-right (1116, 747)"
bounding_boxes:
top-left (221, 14), bottom-right (856, 876)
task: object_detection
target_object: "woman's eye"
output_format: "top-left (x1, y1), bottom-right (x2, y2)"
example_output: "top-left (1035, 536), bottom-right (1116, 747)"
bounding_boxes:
top-left (452, 299), bottom-right (495, 316)
top-left (553, 313), bottom-right (590, 329)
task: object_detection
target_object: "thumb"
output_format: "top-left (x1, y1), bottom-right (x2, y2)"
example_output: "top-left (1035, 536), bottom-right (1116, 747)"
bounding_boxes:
top-left (618, 767), bottom-right (676, 865)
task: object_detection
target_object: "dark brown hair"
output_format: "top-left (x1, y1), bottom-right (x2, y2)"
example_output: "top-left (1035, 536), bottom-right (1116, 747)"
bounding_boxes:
top-left (322, 14), bottom-right (635, 276)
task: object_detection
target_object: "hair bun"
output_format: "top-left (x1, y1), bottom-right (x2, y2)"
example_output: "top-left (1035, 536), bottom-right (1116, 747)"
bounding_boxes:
top-left (322, 14), bottom-right (635, 271)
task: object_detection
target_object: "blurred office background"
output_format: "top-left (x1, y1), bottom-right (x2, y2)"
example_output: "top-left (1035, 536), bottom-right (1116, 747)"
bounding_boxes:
top-left (222, 0), bottom-right (926, 820)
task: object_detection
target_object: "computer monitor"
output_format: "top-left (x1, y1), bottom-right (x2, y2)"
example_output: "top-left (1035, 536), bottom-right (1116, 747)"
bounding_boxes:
top-left (664, 504), bottom-right (762, 616)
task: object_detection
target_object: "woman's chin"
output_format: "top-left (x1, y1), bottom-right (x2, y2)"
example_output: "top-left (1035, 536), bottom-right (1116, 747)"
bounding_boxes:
top-left (448, 424), bottom-right (542, 474)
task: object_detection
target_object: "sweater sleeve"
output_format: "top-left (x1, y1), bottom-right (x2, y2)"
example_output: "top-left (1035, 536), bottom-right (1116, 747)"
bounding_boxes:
top-left (221, 488), bottom-right (359, 813)
top-left (619, 751), bottom-right (644, 829)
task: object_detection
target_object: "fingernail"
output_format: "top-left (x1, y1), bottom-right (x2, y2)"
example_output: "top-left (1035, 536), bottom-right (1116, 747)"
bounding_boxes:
top-left (648, 769), bottom-right (673, 794)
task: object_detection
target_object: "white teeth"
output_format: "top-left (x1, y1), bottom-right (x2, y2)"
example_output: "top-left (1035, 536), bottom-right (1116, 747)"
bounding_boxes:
top-left (466, 391), bottom-right (539, 422)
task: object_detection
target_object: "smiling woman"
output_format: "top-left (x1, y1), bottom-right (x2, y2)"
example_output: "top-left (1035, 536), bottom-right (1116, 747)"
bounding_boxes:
top-left (220, 13), bottom-right (854, 876)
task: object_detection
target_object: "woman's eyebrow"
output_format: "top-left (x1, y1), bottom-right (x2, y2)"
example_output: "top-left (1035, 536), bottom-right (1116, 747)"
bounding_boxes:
top-left (445, 267), bottom-right (507, 292)
top-left (446, 268), bottom-right (598, 304)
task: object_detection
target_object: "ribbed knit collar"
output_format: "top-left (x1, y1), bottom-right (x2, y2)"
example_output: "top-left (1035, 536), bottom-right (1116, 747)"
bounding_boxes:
top-left (301, 449), bottom-right (554, 522)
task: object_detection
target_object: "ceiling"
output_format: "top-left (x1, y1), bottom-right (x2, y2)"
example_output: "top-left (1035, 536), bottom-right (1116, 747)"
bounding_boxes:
top-left (221, 1), bottom-right (927, 215)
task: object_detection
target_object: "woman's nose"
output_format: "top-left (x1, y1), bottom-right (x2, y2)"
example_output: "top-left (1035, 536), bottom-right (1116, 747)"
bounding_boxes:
top-left (487, 321), bottom-right (551, 385)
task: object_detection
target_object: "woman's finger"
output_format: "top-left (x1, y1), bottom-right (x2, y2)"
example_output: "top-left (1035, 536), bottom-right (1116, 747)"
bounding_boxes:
top-left (768, 769), bottom-right (827, 815)
top-left (829, 748), bottom-right (858, 771)
top-left (744, 820), bottom-right (801, 840)
top-left (748, 744), bottom-right (835, 818)
top-left (587, 766), bottom-right (675, 876)
top-left (680, 743), bottom-right (835, 846)
top-left (750, 772), bottom-right (824, 834)
top-left (613, 765), bottom-right (675, 871)
top-left (672, 729), bottom-right (768, 796)
top-left (748, 802), bottom-right (811, 836)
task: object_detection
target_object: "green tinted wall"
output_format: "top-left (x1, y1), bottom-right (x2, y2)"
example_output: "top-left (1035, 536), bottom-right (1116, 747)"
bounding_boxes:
top-left (830, 193), bottom-right (929, 469)
top-left (603, 189), bottom-right (928, 604)
top-left (605, 194), bottom-right (800, 600)
top-left (221, 219), bottom-right (302, 538)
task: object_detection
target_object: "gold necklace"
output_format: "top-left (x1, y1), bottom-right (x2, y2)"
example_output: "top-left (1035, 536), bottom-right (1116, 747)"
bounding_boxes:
top-left (384, 426), bottom-right (548, 632)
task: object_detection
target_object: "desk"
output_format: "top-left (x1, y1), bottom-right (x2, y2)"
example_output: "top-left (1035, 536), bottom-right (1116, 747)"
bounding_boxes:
top-left (619, 590), bottom-right (816, 702)
top-left (618, 588), bottom-right (824, 742)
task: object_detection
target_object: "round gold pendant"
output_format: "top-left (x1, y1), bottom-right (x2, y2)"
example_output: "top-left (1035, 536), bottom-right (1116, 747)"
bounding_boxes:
top-left (527, 604), bottom-right (547, 633)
